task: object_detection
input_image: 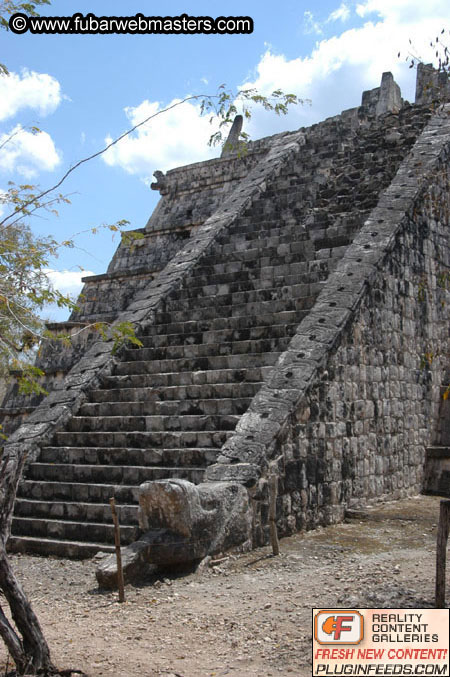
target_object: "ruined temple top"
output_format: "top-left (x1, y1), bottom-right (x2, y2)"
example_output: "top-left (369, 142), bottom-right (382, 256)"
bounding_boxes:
top-left (415, 62), bottom-right (450, 105)
top-left (148, 65), bottom-right (450, 204)
top-left (220, 114), bottom-right (244, 158)
top-left (361, 71), bottom-right (403, 115)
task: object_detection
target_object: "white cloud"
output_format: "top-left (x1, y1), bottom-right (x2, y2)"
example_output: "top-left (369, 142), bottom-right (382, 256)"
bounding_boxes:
top-left (356, 0), bottom-right (447, 21)
top-left (240, 0), bottom-right (450, 138)
top-left (101, 0), bottom-right (450, 180)
top-left (42, 269), bottom-right (95, 323)
top-left (303, 10), bottom-right (323, 35)
top-left (0, 124), bottom-right (61, 178)
top-left (45, 269), bottom-right (94, 296)
top-left (0, 69), bottom-right (62, 122)
top-left (102, 98), bottom-right (217, 175)
top-left (328, 3), bottom-right (351, 22)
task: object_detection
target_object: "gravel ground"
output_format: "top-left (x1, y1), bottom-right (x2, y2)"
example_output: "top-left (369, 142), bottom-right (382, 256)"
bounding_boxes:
top-left (0, 494), bottom-right (447, 677)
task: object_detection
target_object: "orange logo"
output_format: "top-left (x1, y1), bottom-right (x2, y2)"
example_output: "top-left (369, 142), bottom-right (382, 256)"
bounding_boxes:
top-left (314, 610), bottom-right (364, 645)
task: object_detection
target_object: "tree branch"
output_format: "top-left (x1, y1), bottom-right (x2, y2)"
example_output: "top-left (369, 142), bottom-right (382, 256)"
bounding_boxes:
top-left (0, 93), bottom-right (215, 228)
top-left (0, 602), bottom-right (26, 674)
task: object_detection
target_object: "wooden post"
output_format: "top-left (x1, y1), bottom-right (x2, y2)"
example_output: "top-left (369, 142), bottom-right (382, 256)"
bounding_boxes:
top-left (269, 473), bottom-right (280, 556)
top-left (435, 499), bottom-right (450, 608)
top-left (109, 498), bottom-right (125, 603)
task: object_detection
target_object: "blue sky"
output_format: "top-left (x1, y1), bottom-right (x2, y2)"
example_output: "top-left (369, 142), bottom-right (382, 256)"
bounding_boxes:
top-left (1, 0), bottom-right (449, 320)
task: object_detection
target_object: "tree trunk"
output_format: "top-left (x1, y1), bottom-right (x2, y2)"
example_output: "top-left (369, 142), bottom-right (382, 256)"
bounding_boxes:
top-left (0, 444), bottom-right (56, 675)
top-left (0, 551), bottom-right (55, 674)
top-left (0, 603), bottom-right (27, 673)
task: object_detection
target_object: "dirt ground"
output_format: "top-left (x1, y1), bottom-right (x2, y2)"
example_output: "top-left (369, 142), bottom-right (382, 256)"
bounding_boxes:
top-left (1, 494), bottom-right (448, 677)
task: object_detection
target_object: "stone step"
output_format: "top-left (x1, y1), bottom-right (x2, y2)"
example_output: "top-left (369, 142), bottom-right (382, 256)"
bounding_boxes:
top-left (100, 366), bottom-right (271, 389)
top-left (112, 351), bottom-right (281, 376)
top-left (313, 234), bottom-right (354, 251)
top-left (140, 311), bottom-right (299, 341)
top-left (183, 253), bottom-right (324, 283)
top-left (219, 215), bottom-right (313, 239)
top-left (238, 211), bottom-right (328, 235)
top-left (138, 323), bottom-right (297, 349)
top-left (425, 446), bottom-right (450, 458)
top-left (66, 414), bottom-right (240, 433)
top-left (184, 265), bottom-right (328, 294)
top-left (26, 462), bottom-right (206, 485)
top-left (53, 429), bottom-right (233, 448)
top-left (79, 397), bottom-right (252, 417)
top-left (39, 446), bottom-right (220, 467)
top-left (17, 480), bottom-right (141, 504)
top-left (199, 240), bottom-right (310, 268)
top-left (7, 535), bottom-right (115, 559)
top-left (216, 228), bottom-right (312, 251)
top-left (11, 516), bottom-right (140, 546)
top-left (155, 298), bottom-right (311, 324)
top-left (314, 245), bottom-right (348, 261)
top-left (14, 498), bottom-right (139, 524)
top-left (171, 277), bottom-right (313, 302)
top-left (211, 241), bottom-right (313, 263)
top-left (166, 282), bottom-right (316, 308)
top-left (141, 310), bottom-right (302, 336)
top-left (183, 253), bottom-right (335, 290)
top-left (121, 336), bottom-right (290, 361)
top-left (89, 381), bottom-right (262, 403)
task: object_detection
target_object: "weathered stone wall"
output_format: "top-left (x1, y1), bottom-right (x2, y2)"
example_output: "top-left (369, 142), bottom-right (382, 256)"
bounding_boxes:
top-left (70, 143), bottom-right (271, 324)
top-left (0, 322), bottom-right (98, 436)
top-left (275, 173), bottom-right (448, 534)
top-left (206, 107), bottom-right (450, 545)
top-left (145, 143), bottom-right (269, 233)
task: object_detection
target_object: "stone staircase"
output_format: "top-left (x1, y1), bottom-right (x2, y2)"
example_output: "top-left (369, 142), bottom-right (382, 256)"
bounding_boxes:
top-left (10, 222), bottom-right (313, 557)
top-left (8, 101), bottom-right (432, 558)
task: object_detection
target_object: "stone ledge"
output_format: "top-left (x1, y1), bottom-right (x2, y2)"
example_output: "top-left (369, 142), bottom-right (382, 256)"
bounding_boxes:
top-left (81, 267), bottom-right (159, 283)
top-left (0, 407), bottom-right (35, 416)
top-left (426, 447), bottom-right (450, 459)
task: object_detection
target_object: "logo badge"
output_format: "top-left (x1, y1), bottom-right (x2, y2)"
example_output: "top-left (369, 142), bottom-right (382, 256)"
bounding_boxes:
top-left (314, 610), bottom-right (364, 645)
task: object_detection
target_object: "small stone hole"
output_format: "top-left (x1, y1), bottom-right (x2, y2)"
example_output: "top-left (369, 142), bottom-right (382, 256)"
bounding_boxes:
top-left (371, 232), bottom-right (378, 237)
top-left (318, 318), bottom-right (325, 323)
top-left (297, 352), bottom-right (305, 358)
top-left (329, 302), bottom-right (336, 307)
top-left (309, 335), bottom-right (316, 341)
top-left (285, 371), bottom-right (293, 378)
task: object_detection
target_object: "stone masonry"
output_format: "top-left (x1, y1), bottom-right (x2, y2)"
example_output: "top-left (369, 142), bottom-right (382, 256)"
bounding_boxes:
top-left (0, 70), bottom-right (449, 563)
